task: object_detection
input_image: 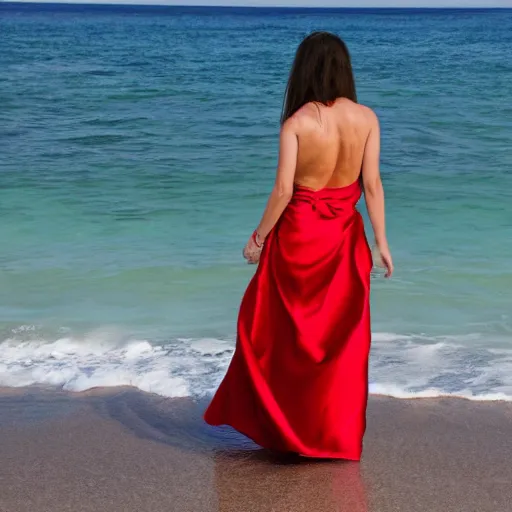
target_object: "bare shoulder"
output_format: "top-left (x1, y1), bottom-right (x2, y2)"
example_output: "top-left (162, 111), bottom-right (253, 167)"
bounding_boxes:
top-left (287, 101), bottom-right (378, 131)
top-left (287, 102), bottom-right (322, 130)
top-left (281, 115), bottom-right (300, 137)
top-left (356, 103), bottom-right (379, 127)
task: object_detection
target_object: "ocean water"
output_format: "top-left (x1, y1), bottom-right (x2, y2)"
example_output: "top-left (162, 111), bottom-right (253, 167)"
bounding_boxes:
top-left (1, 4), bottom-right (512, 400)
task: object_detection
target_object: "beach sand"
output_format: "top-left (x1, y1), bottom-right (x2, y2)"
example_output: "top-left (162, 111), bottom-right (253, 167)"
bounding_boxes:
top-left (0, 388), bottom-right (511, 512)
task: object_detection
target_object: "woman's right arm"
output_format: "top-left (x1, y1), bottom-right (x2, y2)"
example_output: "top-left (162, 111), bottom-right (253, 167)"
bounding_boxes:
top-left (362, 110), bottom-right (394, 278)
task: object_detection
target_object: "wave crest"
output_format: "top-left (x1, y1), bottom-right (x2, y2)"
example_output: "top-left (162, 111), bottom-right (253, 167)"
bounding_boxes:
top-left (1, 327), bottom-right (511, 402)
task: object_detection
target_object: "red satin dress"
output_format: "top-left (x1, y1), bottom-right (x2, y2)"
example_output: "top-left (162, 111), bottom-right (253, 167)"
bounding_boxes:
top-left (204, 179), bottom-right (373, 460)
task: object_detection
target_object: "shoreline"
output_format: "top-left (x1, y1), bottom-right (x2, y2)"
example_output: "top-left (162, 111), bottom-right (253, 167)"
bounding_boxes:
top-left (2, 384), bottom-right (511, 403)
top-left (1, 386), bottom-right (511, 511)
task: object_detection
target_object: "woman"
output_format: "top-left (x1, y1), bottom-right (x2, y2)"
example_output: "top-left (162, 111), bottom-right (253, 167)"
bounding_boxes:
top-left (205, 32), bottom-right (393, 461)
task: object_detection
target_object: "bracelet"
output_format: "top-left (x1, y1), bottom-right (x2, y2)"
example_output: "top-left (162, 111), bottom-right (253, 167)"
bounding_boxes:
top-left (252, 230), bottom-right (264, 248)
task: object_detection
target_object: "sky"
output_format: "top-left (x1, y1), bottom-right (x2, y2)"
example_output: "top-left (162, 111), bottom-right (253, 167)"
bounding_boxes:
top-left (10, 0), bottom-right (512, 6)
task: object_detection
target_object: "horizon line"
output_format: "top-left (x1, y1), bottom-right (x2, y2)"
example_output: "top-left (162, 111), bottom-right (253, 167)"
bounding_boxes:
top-left (3, 1), bottom-right (512, 8)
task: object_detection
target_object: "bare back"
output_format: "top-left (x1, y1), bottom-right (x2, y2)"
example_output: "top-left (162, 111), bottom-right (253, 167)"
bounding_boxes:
top-left (291, 99), bottom-right (374, 190)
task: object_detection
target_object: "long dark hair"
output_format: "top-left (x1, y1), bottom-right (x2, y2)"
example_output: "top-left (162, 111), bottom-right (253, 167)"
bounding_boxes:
top-left (281, 32), bottom-right (357, 124)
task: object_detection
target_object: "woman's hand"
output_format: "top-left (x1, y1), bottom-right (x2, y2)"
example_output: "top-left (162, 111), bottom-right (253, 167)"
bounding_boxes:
top-left (243, 232), bottom-right (264, 264)
top-left (377, 240), bottom-right (394, 278)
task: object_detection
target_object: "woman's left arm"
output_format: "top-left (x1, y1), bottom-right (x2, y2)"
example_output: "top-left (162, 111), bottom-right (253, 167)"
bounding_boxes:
top-left (243, 119), bottom-right (298, 263)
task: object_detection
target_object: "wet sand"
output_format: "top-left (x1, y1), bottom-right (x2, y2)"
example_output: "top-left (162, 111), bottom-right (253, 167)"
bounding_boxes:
top-left (0, 387), bottom-right (511, 512)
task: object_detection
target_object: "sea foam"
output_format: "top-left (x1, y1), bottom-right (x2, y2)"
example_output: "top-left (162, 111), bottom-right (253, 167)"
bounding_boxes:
top-left (1, 327), bottom-right (511, 401)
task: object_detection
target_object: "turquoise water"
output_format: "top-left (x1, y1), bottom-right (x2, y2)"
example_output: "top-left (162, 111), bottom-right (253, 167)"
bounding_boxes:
top-left (1, 4), bottom-right (512, 399)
